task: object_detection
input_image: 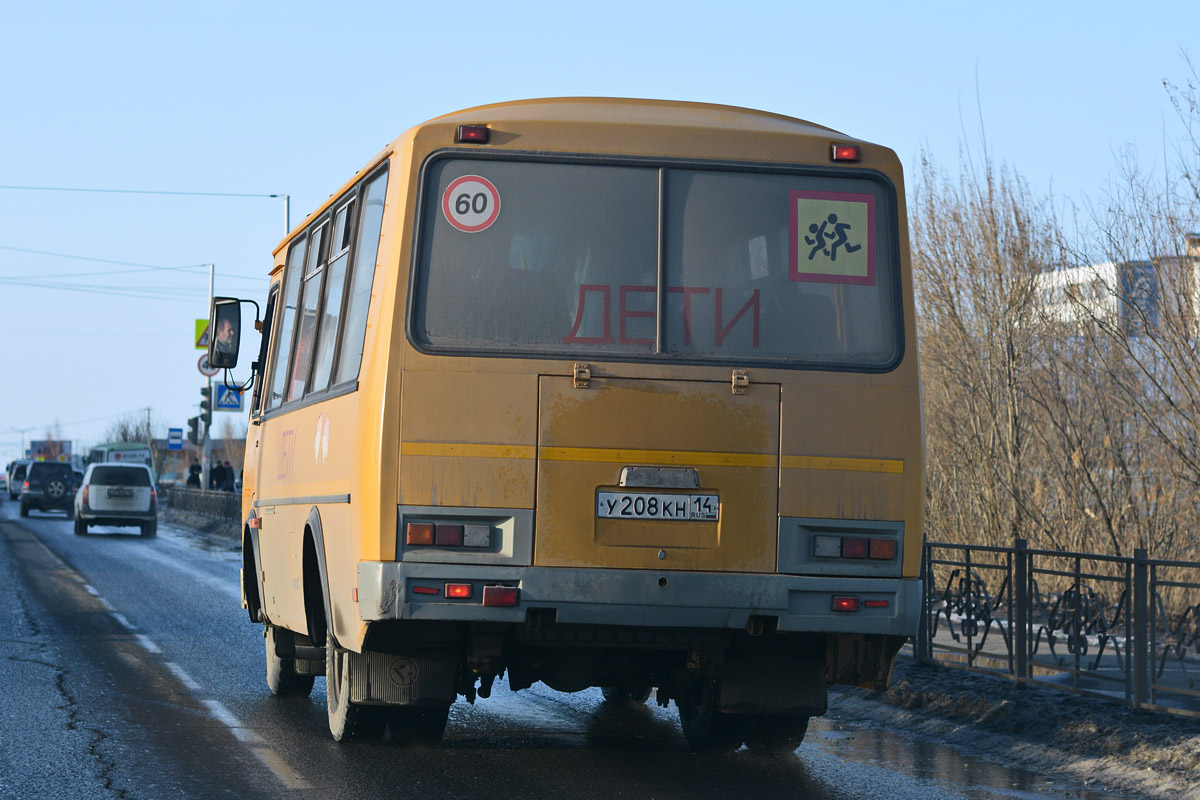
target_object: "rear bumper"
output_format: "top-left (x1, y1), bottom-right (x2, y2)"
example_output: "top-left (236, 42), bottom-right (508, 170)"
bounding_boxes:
top-left (78, 508), bottom-right (156, 525)
top-left (358, 562), bottom-right (921, 637)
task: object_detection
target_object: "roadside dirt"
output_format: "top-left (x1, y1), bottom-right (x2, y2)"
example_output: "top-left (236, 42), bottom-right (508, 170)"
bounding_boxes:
top-left (831, 658), bottom-right (1200, 798)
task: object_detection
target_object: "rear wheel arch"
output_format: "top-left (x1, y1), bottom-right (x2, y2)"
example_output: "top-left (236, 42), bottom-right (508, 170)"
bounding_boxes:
top-left (302, 508), bottom-right (334, 647)
top-left (243, 518), bottom-right (264, 624)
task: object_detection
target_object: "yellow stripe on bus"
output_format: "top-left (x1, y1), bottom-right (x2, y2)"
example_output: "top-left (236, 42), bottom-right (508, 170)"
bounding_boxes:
top-left (781, 455), bottom-right (904, 474)
top-left (401, 442), bottom-right (536, 459)
top-left (540, 447), bottom-right (775, 468)
top-left (402, 442), bottom-right (902, 474)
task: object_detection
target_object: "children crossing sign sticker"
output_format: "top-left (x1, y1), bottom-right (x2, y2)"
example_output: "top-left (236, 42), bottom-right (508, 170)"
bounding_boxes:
top-left (789, 190), bottom-right (876, 285)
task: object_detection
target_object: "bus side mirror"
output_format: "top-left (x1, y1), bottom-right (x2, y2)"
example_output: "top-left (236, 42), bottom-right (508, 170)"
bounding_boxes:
top-left (209, 297), bottom-right (244, 369)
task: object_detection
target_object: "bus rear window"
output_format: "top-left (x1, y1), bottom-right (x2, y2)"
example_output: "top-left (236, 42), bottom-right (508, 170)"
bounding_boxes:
top-left (413, 157), bottom-right (900, 369)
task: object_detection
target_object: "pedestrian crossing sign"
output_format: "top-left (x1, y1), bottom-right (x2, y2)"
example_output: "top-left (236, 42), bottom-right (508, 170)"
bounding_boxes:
top-left (216, 384), bottom-right (244, 411)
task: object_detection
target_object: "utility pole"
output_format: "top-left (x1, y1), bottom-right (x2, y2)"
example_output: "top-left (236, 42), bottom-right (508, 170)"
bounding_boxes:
top-left (202, 262), bottom-right (213, 490)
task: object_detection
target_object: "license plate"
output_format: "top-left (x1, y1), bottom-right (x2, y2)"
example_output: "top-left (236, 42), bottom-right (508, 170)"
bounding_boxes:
top-left (596, 492), bottom-right (719, 521)
top-left (107, 487), bottom-right (134, 498)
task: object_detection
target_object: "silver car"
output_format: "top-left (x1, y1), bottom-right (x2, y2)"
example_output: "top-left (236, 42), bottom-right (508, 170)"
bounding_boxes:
top-left (74, 463), bottom-right (158, 537)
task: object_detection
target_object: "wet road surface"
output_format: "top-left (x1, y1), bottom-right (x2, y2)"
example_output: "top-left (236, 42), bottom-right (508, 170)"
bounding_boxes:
top-left (0, 502), bottom-right (1134, 799)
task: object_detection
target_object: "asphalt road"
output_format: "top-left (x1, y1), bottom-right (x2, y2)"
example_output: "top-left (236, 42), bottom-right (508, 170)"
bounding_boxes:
top-left (0, 501), bottom-right (1132, 800)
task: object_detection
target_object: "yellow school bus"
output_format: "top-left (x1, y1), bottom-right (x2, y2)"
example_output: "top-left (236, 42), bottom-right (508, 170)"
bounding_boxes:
top-left (213, 97), bottom-right (923, 751)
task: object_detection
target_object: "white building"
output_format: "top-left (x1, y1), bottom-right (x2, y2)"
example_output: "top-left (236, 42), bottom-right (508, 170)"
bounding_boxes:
top-left (1035, 234), bottom-right (1200, 336)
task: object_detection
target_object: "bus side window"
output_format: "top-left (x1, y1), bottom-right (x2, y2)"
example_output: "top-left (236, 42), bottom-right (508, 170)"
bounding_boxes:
top-left (309, 197), bottom-right (356, 393)
top-left (335, 168), bottom-right (388, 385)
top-left (267, 236), bottom-right (307, 410)
top-left (287, 222), bottom-right (329, 402)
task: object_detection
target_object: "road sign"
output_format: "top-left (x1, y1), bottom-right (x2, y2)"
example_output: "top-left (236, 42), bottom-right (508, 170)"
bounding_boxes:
top-left (167, 428), bottom-right (183, 451)
top-left (195, 319), bottom-right (210, 350)
top-left (198, 354), bottom-right (219, 377)
top-left (216, 384), bottom-right (244, 411)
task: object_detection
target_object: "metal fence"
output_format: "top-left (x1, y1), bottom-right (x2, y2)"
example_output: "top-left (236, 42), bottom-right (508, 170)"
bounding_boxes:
top-left (915, 539), bottom-right (1200, 717)
top-left (161, 485), bottom-right (241, 524)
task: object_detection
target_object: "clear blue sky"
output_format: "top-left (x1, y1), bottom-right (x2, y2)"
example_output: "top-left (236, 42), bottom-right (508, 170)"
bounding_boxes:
top-left (1, 0), bottom-right (1196, 464)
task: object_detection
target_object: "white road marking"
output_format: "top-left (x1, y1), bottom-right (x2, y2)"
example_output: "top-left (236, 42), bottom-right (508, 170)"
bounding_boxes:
top-left (134, 633), bottom-right (161, 653)
top-left (11, 512), bottom-right (310, 793)
top-left (165, 662), bottom-right (202, 691)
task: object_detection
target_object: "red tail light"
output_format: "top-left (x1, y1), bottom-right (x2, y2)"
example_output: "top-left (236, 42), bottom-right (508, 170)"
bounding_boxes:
top-left (841, 537), bottom-right (869, 559)
top-left (832, 596), bottom-right (860, 612)
top-left (82, 485), bottom-right (90, 504)
top-left (22, 481), bottom-right (30, 490)
top-left (444, 583), bottom-right (472, 599)
top-left (149, 488), bottom-right (157, 509)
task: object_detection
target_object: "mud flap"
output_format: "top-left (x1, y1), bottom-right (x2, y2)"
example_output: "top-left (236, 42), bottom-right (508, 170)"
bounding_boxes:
top-left (349, 650), bottom-right (458, 706)
top-left (718, 651), bottom-right (827, 717)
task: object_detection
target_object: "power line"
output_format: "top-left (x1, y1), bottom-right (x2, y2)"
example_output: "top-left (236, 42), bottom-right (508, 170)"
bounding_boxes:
top-left (0, 244), bottom-right (256, 280)
top-left (0, 184), bottom-right (285, 199)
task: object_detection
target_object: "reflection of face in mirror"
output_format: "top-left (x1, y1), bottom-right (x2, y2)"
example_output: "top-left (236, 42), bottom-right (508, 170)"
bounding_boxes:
top-left (216, 317), bottom-right (236, 353)
top-left (212, 303), bottom-right (241, 367)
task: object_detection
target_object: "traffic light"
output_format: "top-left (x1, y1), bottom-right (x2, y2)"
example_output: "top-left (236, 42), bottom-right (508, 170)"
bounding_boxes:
top-left (200, 386), bottom-right (213, 429)
top-left (187, 416), bottom-right (200, 446)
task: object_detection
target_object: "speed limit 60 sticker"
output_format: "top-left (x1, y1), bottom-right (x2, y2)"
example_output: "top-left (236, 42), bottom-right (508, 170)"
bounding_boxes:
top-left (442, 175), bottom-right (501, 233)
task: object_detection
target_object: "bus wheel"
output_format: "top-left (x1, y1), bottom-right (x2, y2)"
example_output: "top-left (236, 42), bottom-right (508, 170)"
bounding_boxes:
top-left (325, 631), bottom-right (387, 742)
top-left (740, 714), bottom-right (809, 754)
top-left (265, 626), bottom-right (315, 698)
top-left (388, 704), bottom-right (450, 746)
top-left (675, 681), bottom-right (745, 752)
top-left (601, 686), bottom-right (652, 704)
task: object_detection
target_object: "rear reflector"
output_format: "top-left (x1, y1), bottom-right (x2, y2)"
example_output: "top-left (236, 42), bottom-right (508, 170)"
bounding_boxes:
top-left (444, 583), bottom-right (472, 599)
top-left (435, 524), bottom-right (464, 547)
top-left (864, 599), bottom-right (890, 608)
top-left (482, 586), bottom-right (519, 607)
top-left (412, 585), bottom-right (438, 596)
top-left (406, 522), bottom-right (435, 546)
top-left (456, 125), bottom-right (489, 144)
top-left (841, 537), bottom-right (869, 559)
top-left (831, 144), bottom-right (860, 162)
top-left (869, 538), bottom-right (897, 560)
top-left (832, 596), bottom-right (860, 612)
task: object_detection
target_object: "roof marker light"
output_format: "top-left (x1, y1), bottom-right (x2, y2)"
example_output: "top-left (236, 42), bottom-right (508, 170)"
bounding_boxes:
top-left (456, 125), bottom-right (490, 144)
top-left (831, 144), bottom-right (860, 162)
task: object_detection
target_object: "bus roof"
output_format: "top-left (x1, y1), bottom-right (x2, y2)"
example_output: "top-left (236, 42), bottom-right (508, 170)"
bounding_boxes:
top-left (272, 97), bottom-right (870, 258)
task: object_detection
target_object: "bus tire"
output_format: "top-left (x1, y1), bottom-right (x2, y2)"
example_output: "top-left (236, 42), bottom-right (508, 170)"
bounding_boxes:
top-left (601, 686), bottom-right (652, 704)
top-left (740, 714), bottom-right (809, 754)
top-left (676, 681), bottom-right (745, 752)
top-left (388, 704), bottom-right (450, 746)
top-left (325, 630), bottom-right (387, 742)
top-left (265, 626), bottom-right (315, 698)
top-left (74, 517), bottom-right (87, 536)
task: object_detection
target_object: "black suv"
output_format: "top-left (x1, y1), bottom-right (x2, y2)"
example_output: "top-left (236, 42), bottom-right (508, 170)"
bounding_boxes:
top-left (20, 462), bottom-right (77, 518)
